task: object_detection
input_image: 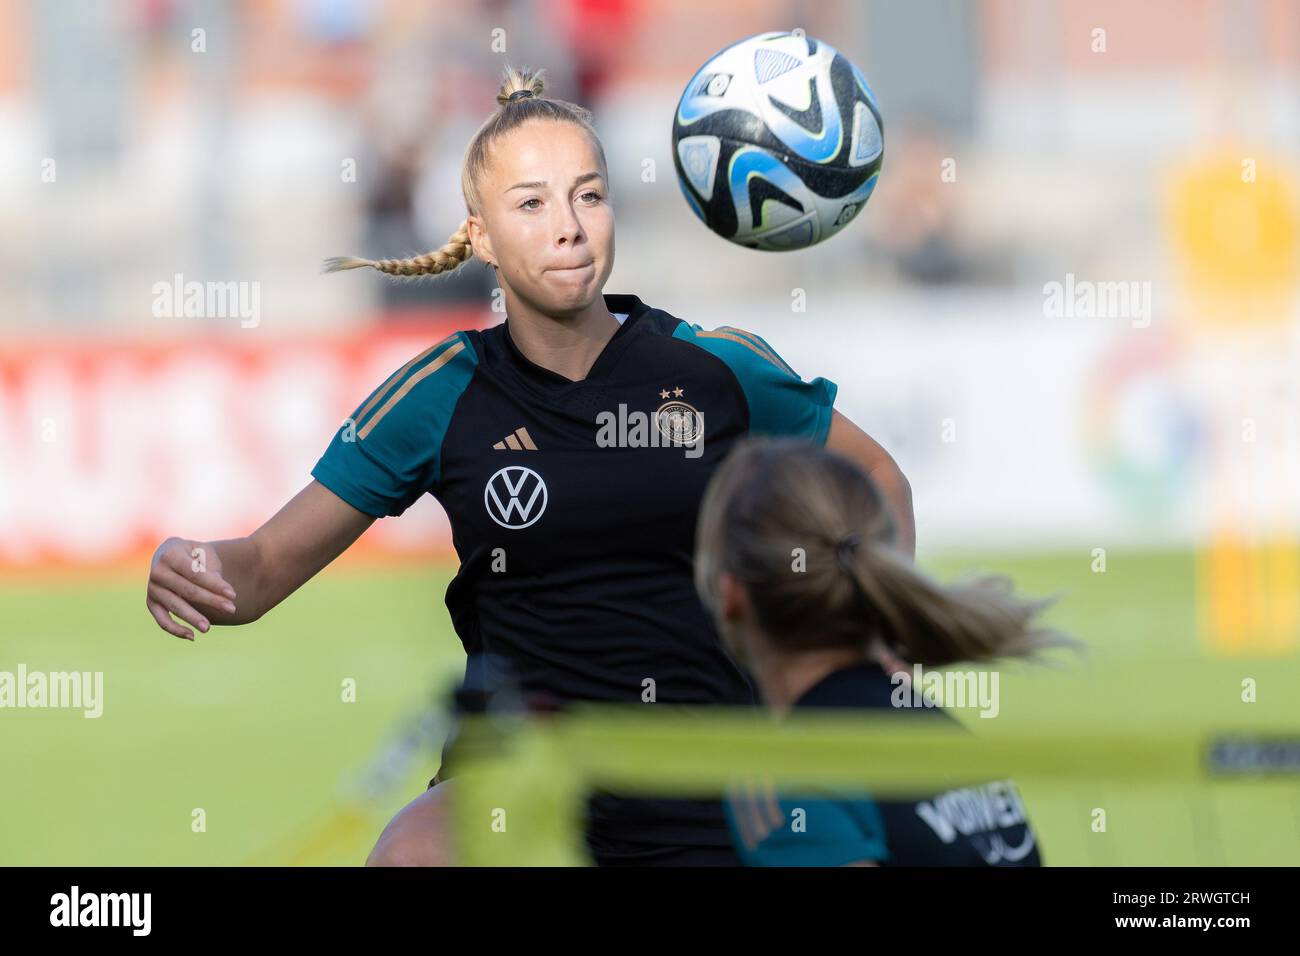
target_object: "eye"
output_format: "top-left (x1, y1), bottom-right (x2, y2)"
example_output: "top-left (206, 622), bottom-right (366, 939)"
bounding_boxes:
top-left (580, 190), bottom-right (603, 203)
top-left (521, 198), bottom-right (541, 210)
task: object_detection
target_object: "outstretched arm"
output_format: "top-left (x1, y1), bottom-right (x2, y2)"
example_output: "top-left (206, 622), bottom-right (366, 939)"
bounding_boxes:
top-left (826, 410), bottom-right (915, 559)
top-left (146, 480), bottom-right (375, 639)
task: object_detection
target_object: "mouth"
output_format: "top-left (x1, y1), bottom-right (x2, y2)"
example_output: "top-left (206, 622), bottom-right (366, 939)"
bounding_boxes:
top-left (549, 261), bottom-right (595, 273)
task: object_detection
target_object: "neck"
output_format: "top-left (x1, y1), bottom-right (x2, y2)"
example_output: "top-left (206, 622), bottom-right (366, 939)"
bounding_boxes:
top-left (745, 642), bottom-right (873, 716)
top-left (504, 292), bottom-right (619, 382)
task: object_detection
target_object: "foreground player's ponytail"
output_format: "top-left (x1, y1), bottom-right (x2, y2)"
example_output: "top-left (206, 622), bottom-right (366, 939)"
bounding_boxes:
top-left (323, 64), bottom-right (606, 279)
top-left (695, 439), bottom-right (1076, 668)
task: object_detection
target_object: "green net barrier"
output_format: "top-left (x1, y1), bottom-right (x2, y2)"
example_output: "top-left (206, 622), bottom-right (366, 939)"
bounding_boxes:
top-left (446, 706), bottom-right (1300, 866)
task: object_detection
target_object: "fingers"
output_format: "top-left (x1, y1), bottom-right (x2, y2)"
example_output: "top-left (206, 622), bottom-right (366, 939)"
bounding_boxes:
top-left (151, 564), bottom-right (236, 616)
top-left (147, 582), bottom-right (210, 636)
top-left (146, 596), bottom-right (195, 641)
top-left (146, 537), bottom-right (238, 641)
top-left (159, 541), bottom-right (236, 600)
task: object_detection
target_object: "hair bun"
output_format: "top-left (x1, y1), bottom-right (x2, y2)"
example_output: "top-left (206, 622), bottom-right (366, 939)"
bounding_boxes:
top-left (834, 532), bottom-right (861, 571)
top-left (507, 89), bottom-right (536, 102)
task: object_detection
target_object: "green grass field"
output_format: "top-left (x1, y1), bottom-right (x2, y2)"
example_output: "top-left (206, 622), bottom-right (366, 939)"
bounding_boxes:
top-left (2, 549), bottom-right (1297, 865)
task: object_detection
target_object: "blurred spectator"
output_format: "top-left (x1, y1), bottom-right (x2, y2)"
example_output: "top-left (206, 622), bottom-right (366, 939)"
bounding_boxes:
top-left (360, 129), bottom-right (497, 311)
top-left (872, 116), bottom-right (970, 285)
top-left (549, 0), bottom-right (640, 103)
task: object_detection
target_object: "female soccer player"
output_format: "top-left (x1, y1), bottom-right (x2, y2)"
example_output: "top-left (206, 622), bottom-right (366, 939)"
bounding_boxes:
top-left (144, 65), bottom-right (914, 867)
top-left (694, 438), bottom-right (1074, 866)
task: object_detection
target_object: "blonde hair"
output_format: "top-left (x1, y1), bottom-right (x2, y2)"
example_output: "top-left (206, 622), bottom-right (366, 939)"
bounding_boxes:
top-left (695, 439), bottom-right (1078, 668)
top-left (322, 64), bottom-right (607, 279)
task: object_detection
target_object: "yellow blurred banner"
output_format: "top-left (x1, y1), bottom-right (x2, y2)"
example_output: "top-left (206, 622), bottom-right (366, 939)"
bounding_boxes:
top-left (1168, 150), bottom-right (1300, 655)
top-left (1167, 150), bottom-right (1298, 324)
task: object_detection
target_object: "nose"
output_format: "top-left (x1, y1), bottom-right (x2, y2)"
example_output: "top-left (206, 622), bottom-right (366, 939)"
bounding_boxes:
top-left (553, 201), bottom-right (585, 250)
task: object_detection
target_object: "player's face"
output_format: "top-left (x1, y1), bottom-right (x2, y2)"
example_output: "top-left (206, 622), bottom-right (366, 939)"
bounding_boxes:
top-left (476, 120), bottom-right (615, 317)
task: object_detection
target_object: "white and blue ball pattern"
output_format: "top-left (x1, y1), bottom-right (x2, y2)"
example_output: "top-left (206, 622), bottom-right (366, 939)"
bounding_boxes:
top-left (672, 31), bottom-right (883, 251)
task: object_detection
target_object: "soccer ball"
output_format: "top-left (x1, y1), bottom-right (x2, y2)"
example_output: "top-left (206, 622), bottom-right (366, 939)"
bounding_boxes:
top-left (671, 31), bottom-right (883, 251)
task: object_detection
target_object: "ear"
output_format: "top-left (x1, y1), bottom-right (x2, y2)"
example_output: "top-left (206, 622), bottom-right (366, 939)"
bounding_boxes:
top-left (715, 571), bottom-right (756, 666)
top-left (467, 215), bottom-right (495, 267)
top-left (718, 571), bottom-right (747, 624)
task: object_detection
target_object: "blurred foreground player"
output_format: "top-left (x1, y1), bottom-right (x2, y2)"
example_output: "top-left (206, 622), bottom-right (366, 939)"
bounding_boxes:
top-left (695, 438), bottom-right (1076, 866)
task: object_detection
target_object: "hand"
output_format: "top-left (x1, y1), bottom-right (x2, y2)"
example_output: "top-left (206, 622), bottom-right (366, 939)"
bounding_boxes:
top-left (146, 537), bottom-right (238, 641)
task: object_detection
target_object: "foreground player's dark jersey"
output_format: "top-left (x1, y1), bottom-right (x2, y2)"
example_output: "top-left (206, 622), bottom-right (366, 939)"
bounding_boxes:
top-left (311, 291), bottom-right (837, 851)
top-left (725, 661), bottom-right (1043, 866)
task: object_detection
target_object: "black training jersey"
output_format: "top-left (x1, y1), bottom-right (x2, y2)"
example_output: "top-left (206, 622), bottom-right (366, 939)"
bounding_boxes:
top-left (310, 291), bottom-right (838, 849)
top-left (725, 661), bottom-right (1043, 866)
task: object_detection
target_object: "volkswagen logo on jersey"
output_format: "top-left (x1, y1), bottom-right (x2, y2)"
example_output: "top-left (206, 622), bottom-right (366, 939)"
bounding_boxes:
top-left (484, 465), bottom-right (548, 529)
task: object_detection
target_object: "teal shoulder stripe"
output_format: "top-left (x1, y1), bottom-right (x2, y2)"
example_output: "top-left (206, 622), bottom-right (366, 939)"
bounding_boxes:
top-left (351, 331), bottom-right (479, 484)
top-left (715, 326), bottom-right (797, 377)
top-left (420, 333), bottom-right (478, 488)
top-left (313, 331), bottom-right (478, 518)
top-left (673, 319), bottom-right (837, 444)
top-left (352, 332), bottom-right (473, 432)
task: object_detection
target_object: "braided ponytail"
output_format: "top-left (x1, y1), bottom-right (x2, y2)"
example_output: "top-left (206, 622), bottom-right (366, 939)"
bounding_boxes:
top-left (321, 221), bottom-right (474, 279)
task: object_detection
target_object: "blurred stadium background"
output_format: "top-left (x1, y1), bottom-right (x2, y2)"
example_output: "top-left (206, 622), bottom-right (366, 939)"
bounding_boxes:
top-left (1, 0), bottom-right (1298, 865)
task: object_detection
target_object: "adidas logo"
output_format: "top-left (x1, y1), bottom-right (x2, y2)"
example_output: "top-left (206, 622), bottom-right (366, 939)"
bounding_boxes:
top-left (493, 426), bottom-right (537, 451)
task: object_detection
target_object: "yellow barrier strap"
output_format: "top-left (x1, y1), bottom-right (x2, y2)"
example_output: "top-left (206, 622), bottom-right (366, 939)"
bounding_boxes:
top-left (447, 706), bottom-right (1300, 866)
